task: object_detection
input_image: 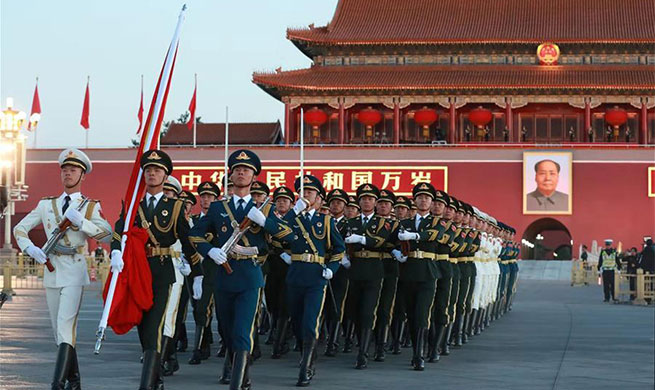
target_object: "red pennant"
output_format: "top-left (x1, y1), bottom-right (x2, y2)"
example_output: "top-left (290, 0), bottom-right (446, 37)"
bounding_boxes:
top-left (28, 82), bottom-right (41, 131)
top-left (186, 82), bottom-right (196, 130)
top-left (80, 79), bottom-right (90, 130)
top-left (136, 81), bottom-right (144, 135)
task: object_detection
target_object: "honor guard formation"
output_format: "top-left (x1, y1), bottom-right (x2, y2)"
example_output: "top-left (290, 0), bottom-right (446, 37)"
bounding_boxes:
top-left (15, 148), bottom-right (520, 390)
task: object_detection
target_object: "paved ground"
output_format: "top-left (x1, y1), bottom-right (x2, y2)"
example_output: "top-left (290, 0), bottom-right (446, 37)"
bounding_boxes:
top-left (1, 280), bottom-right (653, 390)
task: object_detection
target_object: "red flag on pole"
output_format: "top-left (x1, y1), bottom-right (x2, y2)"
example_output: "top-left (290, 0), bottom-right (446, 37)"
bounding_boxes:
top-left (80, 78), bottom-right (90, 129)
top-left (186, 80), bottom-right (196, 130)
top-left (136, 75), bottom-right (144, 134)
top-left (28, 79), bottom-right (41, 131)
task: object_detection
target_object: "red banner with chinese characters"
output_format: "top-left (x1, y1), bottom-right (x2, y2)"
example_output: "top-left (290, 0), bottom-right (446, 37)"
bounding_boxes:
top-left (649, 167), bottom-right (655, 197)
top-left (175, 162), bottom-right (448, 196)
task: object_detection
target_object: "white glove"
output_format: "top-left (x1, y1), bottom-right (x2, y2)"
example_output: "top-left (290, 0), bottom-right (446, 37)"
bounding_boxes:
top-left (322, 268), bottom-right (333, 280)
top-left (192, 276), bottom-right (203, 300)
top-left (340, 255), bottom-right (351, 269)
top-left (110, 249), bottom-right (124, 273)
top-left (64, 207), bottom-right (84, 227)
top-left (292, 198), bottom-right (308, 214)
top-left (232, 244), bottom-right (259, 256)
top-left (177, 257), bottom-right (192, 276)
top-left (398, 231), bottom-right (420, 241)
top-left (247, 207), bottom-right (266, 227)
top-left (208, 247), bottom-right (227, 265)
top-left (391, 249), bottom-right (407, 263)
top-left (280, 252), bottom-right (292, 265)
top-left (345, 234), bottom-right (366, 245)
top-left (25, 245), bottom-right (47, 265)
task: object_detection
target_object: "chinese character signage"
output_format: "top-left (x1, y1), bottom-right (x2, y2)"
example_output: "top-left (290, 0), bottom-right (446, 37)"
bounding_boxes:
top-left (649, 167), bottom-right (655, 198)
top-left (175, 163), bottom-right (448, 196)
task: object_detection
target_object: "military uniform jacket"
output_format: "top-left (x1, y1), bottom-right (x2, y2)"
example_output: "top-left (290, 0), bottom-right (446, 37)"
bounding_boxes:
top-left (268, 224), bottom-right (292, 277)
top-left (449, 226), bottom-right (470, 259)
top-left (283, 210), bottom-right (345, 287)
top-left (191, 212), bottom-right (220, 280)
top-left (112, 196), bottom-right (202, 286)
top-left (398, 214), bottom-right (453, 282)
top-left (14, 193), bottom-right (112, 288)
top-left (346, 214), bottom-right (398, 281)
top-left (189, 199), bottom-right (293, 292)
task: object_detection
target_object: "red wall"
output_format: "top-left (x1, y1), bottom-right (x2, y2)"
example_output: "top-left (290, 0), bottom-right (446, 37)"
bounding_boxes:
top-left (9, 151), bottom-right (654, 254)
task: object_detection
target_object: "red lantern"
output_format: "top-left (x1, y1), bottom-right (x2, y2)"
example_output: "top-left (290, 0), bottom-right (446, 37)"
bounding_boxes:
top-left (469, 106), bottom-right (493, 142)
top-left (414, 107), bottom-right (438, 140)
top-left (357, 107), bottom-right (383, 139)
top-left (605, 106), bottom-right (628, 142)
top-left (304, 107), bottom-right (328, 139)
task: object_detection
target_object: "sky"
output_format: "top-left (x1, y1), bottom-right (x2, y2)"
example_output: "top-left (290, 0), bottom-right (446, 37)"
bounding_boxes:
top-left (0, 0), bottom-right (339, 149)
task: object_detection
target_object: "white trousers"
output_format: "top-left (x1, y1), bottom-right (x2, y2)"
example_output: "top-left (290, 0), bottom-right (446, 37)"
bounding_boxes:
top-left (45, 286), bottom-right (84, 346)
top-left (163, 281), bottom-right (183, 338)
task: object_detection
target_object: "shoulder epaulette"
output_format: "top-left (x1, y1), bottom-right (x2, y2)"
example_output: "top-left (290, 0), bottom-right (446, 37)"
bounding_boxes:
top-left (42, 196), bottom-right (58, 200)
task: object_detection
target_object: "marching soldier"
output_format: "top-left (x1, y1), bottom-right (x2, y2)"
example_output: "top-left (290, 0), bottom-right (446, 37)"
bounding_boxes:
top-left (189, 149), bottom-right (296, 390)
top-left (396, 183), bottom-right (451, 371)
top-left (160, 178), bottom-right (194, 376)
top-left (598, 239), bottom-right (621, 302)
top-left (250, 181), bottom-right (269, 205)
top-left (283, 175), bottom-right (345, 386)
top-left (110, 149), bottom-right (204, 390)
top-left (185, 181), bottom-right (221, 365)
top-left (14, 148), bottom-right (112, 390)
top-left (345, 195), bottom-right (360, 219)
top-left (389, 195), bottom-right (411, 354)
top-left (393, 196), bottom-right (410, 221)
top-left (323, 188), bottom-right (351, 357)
top-left (267, 186), bottom-right (294, 359)
top-left (504, 228), bottom-right (519, 312)
top-left (372, 189), bottom-right (403, 362)
top-left (457, 203), bottom-right (479, 345)
top-left (446, 198), bottom-right (471, 350)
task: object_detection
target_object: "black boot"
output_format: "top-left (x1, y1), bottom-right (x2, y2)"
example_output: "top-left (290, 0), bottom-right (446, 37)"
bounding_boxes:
top-left (163, 336), bottom-right (179, 376)
top-left (355, 328), bottom-right (372, 369)
top-left (390, 318), bottom-right (403, 355)
top-left (373, 325), bottom-right (387, 362)
top-left (401, 323), bottom-right (412, 348)
top-left (342, 321), bottom-right (355, 353)
top-left (189, 326), bottom-right (205, 364)
top-left (251, 332), bottom-right (262, 361)
top-left (217, 340), bottom-right (226, 358)
top-left (441, 324), bottom-right (452, 356)
top-left (272, 318), bottom-right (291, 359)
top-left (461, 312), bottom-right (470, 344)
top-left (241, 356), bottom-right (252, 390)
top-left (139, 350), bottom-right (159, 390)
top-left (229, 350), bottom-right (248, 390)
top-left (64, 346), bottom-right (81, 390)
top-left (324, 320), bottom-right (340, 357)
top-left (51, 343), bottom-right (74, 390)
top-left (176, 323), bottom-right (188, 352)
top-left (219, 348), bottom-right (233, 384)
top-left (469, 309), bottom-right (479, 337)
top-left (200, 326), bottom-right (212, 360)
top-left (411, 328), bottom-right (427, 371)
top-left (265, 317), bottom-right (276, 345)
top-left (454, 316), bottom-right (464, 348)
top-left (475, 309), bottom-right (484, 335)
top-left (483, 306), bottom-right (491, 329)
top-left (427, 324), bottom-right (438, 363)
top-left (297, 338), bottom-right (317, 387)
top-left (160, 336), bottom-right (173, 376)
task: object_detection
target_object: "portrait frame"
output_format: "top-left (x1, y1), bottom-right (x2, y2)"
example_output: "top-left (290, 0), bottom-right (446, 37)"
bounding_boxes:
top-left (523, 151), bottom-right (573, 215)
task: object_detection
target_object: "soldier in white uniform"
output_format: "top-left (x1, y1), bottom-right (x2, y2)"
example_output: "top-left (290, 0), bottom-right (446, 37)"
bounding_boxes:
top-left (13, 148), bottom-right (112, 390)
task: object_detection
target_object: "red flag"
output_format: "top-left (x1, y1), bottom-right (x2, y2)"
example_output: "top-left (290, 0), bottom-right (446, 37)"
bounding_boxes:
top-left (186, 81), bottom-right (196, 130)
top-left (136, 77), bottom-right (144, 134)
top-left (80, 79), bottom-right (90, 129)
top-left (28, 81), bottom-right (41, 131)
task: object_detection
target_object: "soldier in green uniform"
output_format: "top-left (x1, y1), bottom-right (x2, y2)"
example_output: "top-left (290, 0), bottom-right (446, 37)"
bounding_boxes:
top-left (343, 184), bottom-right (400, 369)
top-left (372, 189), bottom-right (403, 362)
top-left (598, 239), bottom-right (621, 302)
top-left (186, 182), bottom-right (221, 365)
top-left (345, 195), bottom-right (360, 219)
top-left (454, 203), bottom-right (478, 346)
top-left (283, 175), bottom-right (345, 386)
top-left (110, 150), bottom-right (204, 390)
top-left (250, 181), bottom-right (269, 205)
top-left (389, 195), bottom-right (411, 355)
top-left (189, 149), bottom-right (295, 390)
top-left (323, 188), bottom-right (351, 357)
top-left (396, 183), bottom-right (452, 371)
top-left (267, 186), bottom-right (294, 359)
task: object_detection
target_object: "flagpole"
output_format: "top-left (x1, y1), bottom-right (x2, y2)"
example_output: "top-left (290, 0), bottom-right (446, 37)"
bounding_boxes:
top-left (300, 107), bottom-right (304, 196)
top-left (33, 77), bottom-right (39, 149)
top-left (193, 73), bottom-right (197, 148)
top-left (224, 106), bottom-right (229, 198)
top-left (85, 75), bottom-right (89, 148)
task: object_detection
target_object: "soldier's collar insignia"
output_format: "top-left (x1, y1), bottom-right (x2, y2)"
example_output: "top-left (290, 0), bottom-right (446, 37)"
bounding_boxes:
top-left (148, 151), bottom-right (162, 160)
top-left (236, 151), bottom-right (250, 160)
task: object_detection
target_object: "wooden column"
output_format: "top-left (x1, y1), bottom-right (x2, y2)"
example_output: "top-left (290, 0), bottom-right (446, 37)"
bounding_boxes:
top-left (284, 102), bottom-right (291, 145)
top-left (640, 98), bottom-right (648, 145)
top-left (449, 101), bottom-right (456, 144)
top-left (393, 102), bottom-right (400, 145)
top-left (505, 98), bottom-right (513, 142)
top-left (339, 101), bottom-right (345, 144)
top-left (584, 98), bottom-right (591, 142)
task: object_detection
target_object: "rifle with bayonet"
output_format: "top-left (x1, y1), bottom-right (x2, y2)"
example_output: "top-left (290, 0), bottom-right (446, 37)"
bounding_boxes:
top-left (41, 198), bottom-right (90, 272)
